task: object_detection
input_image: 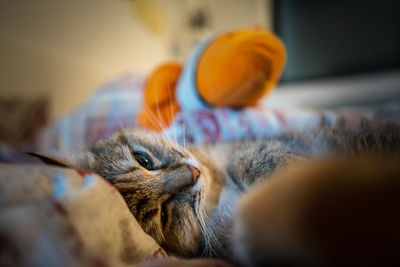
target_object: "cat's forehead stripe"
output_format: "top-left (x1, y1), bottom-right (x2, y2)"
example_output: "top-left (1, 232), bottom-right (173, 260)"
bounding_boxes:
top-left (172, 148), bottom-right (186, 158)
top-left (117, 133), bottom-right (129, 146)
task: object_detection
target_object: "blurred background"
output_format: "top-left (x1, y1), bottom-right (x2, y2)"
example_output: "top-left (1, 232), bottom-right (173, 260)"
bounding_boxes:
top-left (0, 0), bottom-right (271, 120)
top-left (0, 0), bottom-right (399, 122)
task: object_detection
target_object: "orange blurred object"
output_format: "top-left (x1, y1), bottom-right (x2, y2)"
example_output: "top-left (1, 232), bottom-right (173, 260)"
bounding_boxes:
top-left (137, 62), bottom-right (182, 131)
top-left (197, 29), bottom-right (286, 107)
top-left (137, 29), bottom-right (286, 131)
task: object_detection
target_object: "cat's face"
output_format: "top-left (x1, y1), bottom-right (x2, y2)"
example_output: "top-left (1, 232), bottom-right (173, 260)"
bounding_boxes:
top-left (72, 129), bottom-right (211, 255)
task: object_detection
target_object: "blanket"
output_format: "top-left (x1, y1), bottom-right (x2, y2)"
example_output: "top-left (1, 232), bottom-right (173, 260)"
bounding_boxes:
top-left (0, 163), bottom-right (165, 266)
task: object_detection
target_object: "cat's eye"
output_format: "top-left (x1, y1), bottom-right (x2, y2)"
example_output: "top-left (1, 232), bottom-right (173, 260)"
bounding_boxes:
top-left (133, 151), bottom-right (154, 170)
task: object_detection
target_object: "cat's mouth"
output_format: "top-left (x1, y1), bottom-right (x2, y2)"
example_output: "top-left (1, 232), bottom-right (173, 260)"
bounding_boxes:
top-left (160, 194), bottom-right (174, 230)
top-left (158, 173), bottom-right (207, 255)
top-left (160, 179), bottom-right (202, 232)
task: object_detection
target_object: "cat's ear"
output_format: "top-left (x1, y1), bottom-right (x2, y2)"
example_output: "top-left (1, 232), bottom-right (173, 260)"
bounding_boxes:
top-left (27, 152), bottom-right (96, 171)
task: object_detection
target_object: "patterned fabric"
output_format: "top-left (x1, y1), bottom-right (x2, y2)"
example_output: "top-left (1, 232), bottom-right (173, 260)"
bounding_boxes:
top-left (35, 74), bottom-right (144, 154)
top-left (32, 73), bottom-right (400, 155)
top-left (0, 163), bottom-right (165, 266)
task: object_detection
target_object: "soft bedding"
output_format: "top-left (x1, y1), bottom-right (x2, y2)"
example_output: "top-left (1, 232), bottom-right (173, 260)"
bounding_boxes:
top-left (0, 163), bottom-right (165, 266)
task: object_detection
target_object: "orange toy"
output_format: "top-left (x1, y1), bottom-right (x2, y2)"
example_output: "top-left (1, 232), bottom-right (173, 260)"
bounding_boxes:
top-left (138, 62), bottom-right (182, 131)
top-left (138, 28), bottom-right (286, 131)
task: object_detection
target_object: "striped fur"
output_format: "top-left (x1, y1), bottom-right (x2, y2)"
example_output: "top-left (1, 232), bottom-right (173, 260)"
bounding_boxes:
top-left (64, 123), bottom-right (400, 259)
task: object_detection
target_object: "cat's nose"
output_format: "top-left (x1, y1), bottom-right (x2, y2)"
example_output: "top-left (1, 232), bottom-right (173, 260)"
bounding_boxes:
top-left (188, 165), bottom-right (201, 183)
top-left (163, 164), bottom-right (201, 195)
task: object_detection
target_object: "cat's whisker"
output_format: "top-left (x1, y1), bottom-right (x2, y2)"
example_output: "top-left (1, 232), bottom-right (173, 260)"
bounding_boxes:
top-left (159, 128), bottom-right (175, 149)
top-left (141, 101), bottom-right (167, 134)
top-left (132, 114), bottom-right (137, 128)
top-left (117, 118), bottom-right (126, 132)
top-left (154, 88), bottom-right (167, 132)
top-left (152, 104), bottom-right (176, 146)
top-left (206, 221), bottom-right (224, 256)
top-left (183, 125), bottom-right (188, 148)
top-left (140, 102), bottom-right (158, 127)
top-left (151, 90), bottom-right (178, 147)
top-left (180, 124), bottom-right (185, 148)
top-left (166, 84), bottom-right (178, 144)
top-left (196, 200), bottom-right (225, 257)
top-left (139, 99), bottom-right (161, 132)
top-left (138, 103), bottom-right (175, 151)
top-left (197, 207), bottom-right (210, 255)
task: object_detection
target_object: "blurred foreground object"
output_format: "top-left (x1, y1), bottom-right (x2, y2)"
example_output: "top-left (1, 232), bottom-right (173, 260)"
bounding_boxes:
top-left (236, 158), bottom-right (400, 266)
top-left (138, 28), bottom-right (286, 131)
top-left (142, 257), bottom-right (233, 267)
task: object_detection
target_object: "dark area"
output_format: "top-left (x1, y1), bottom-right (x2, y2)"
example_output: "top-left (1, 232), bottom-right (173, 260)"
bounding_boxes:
top-left (273, 0), bottom-right (400, 83)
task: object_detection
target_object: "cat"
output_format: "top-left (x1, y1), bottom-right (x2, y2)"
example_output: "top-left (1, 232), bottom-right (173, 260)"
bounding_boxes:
top-left (41, 122), bottom-right (400, 265)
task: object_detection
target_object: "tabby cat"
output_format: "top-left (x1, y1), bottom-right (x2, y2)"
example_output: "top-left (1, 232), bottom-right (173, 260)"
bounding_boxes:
top-left (54, 122), bottom-right (400, 265)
